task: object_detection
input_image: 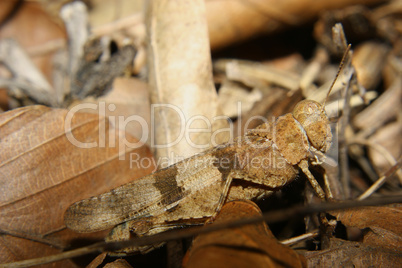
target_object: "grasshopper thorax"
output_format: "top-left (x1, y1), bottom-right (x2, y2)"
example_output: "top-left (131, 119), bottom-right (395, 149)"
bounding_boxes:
top-left (292, 100), bottom-right (332, 153)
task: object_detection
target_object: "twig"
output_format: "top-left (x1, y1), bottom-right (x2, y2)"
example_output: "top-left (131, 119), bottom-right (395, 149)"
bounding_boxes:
top-left (60, 1), bottom-right (89, 77)
top-left (2, 196), bottom-right (402, 268)
top-left (350, 139), bottom-right (402, 184)
top-left (357, 158), bottom-right (402, 200)
top-left (0, 229), bottom-right (65, 250)
top-left (215, 59), bottom-right (300, 91)
top-left (338, 73), bottom-right (353, 198)
top-left (280, 229), bottom-right (320, 246)
top-left (0, 39), bottom-right (55, 106)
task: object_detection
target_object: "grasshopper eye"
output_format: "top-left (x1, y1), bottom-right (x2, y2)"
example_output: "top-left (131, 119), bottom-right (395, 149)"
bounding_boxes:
top-left (293, 100), bottom-right (332, 152)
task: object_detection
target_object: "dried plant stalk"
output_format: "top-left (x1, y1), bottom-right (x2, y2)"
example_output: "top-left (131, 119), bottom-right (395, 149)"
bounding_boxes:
top-left (145, 0), bottom-right (229, 166)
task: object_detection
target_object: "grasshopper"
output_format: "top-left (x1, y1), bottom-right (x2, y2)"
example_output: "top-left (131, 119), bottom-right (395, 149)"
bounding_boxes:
top-left (65, 47), bottom-right (350, 254)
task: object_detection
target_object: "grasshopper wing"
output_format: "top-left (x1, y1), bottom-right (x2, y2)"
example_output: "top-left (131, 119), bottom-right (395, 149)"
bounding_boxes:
top-left (64, 146), bottom-right (233, 232)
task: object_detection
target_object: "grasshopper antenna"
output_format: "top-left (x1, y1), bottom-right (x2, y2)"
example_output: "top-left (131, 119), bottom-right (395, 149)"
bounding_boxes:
top-left (323, 44), bottom-right (351, 108)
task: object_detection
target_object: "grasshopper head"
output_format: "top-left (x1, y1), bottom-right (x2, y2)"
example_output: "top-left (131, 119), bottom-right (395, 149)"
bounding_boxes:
top-left (292, 100), bottom-right (332, 153)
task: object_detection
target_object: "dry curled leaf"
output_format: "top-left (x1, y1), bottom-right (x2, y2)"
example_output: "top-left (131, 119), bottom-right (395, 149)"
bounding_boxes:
top-left (86, 253), bottom-right (108, 268)
top-left (334, 205), bottom-right (402, 234)
top-left (103, 259), bottom-right (133, 268)
top-left (183, 200), bottom-right (306, 268)
top-left (305, 237), bottom-right (402, 267)
top-left (0, 105), bottom-right (155, 265)
top-left (305, 205), bottom-right (402, 266)
top-left (86, 253), bottom-right (133, 268)
top-left (334, 205), bottom-right (402, 250)
top-left (206, 0), bottom-right (385, 50)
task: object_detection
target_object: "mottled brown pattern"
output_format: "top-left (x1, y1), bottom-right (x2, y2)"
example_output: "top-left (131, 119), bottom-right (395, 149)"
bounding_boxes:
top-left (152, 165), bottom-right (184, 206)
top-left (274, 113), bottom-right (309, 165)
top-left (65, 99), bottom-right (333, 254)
top-left (292, 100), bottom-right (332, 152)
top-left (232, 136), bottom-right (298, 188)
top-left (211, 144), bottom-right (238, 181)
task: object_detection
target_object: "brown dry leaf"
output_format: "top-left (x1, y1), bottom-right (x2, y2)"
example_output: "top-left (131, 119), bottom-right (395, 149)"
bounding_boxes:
top-left (334, 205), bottom-right (402, 250)
top-left (306, 205), bottom-right (402, 266)
top-left (71, 77), bottom-right (151, 146)
top-left (0, 234), bottom-right (77, 268)
top-left (206, 0), bottom-right (386, 50)
top-left (0, 0), bottom-right (66, 84)
top-left (0, 90), bottom-right (7, 111)
top-left (334, 205), bottom-right (402, 234)
top-left (103, 259), bottom-right (133, 268)
top-left (305, 237), bottom-right (402, 267)
top-left (363, 225), bottom-right (402, 252)
top-left (86, 252), bottom-right (133, 268)
top-left (183, 200), bottom-right (306, 268)
top-left (145, 0), bottom-right (230, 167)
top-left (86, 253), bottom-right (107, 268)
top-left (0, 105), bottom-right (155, 265)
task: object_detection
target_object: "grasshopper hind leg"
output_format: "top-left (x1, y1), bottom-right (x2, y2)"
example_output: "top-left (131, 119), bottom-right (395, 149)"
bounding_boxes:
top-left (106, 220), bottom-right (170, 255)
top-left (208, 171), bottom-right (235, 222)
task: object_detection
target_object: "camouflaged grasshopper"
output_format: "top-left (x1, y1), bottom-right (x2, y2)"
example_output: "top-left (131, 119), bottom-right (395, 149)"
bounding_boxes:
top-left (64, 47), bottom-right (349, 254)
top-left (64, 100), bottom-right (333, 254)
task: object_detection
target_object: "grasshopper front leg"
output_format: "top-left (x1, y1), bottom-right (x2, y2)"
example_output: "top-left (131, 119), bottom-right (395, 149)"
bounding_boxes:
top-left (298, 159), bottom-right (326, 200)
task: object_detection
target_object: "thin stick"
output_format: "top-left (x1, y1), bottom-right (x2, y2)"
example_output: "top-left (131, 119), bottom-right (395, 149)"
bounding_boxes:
top-left (350, 139), bottom-right (402, 184)
top-left (280, 229), bottom-right (320, 246)
top-left (358, 159), bottom-right (402, 200)
top-left (2, 195), bottom-right (402, 268)
top-left (339, 74), bottom-right (354, 198)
